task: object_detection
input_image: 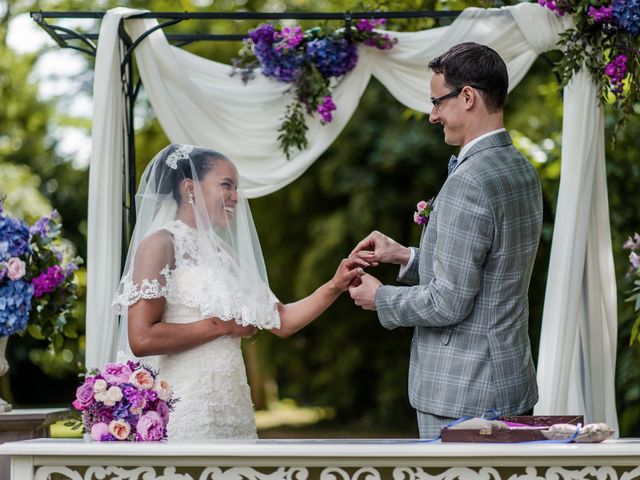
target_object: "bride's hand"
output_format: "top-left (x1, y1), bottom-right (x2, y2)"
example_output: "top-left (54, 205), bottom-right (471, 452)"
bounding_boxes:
top-left (329, 255), bottom-right (369, 293)
top-left (208, 317), bottom-right (257, 338)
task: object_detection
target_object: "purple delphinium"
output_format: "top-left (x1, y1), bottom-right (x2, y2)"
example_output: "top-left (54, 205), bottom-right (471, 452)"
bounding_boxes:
top-left (317, 96), bottom-right (337, 123)
top-left (276, 26), bottom-right (304, 50)
top-left (588, 5), bottom-right (614, 22)
top-left (612, 0), bottom-right (640, 36)
top-left (306, 37), bottom-right (358, 78)
top-left (248, 23), bottom-right (277, 45)
top-left (250, 24), bottom-right (303, 82)
top-left (538, 0), bottom-right (566, 16)
top-left (605, 54), bottom-right (628, 94)
top-left (123, 384), bottom-right (147, 411)
top-left (355, 18), bottom-right (387, 32)
top-left (32, 264), bottom-right (66, 298)
top-left (630, 252), bottom-right (640, 271)
top-left (363, 33), bottom-right (397, 50)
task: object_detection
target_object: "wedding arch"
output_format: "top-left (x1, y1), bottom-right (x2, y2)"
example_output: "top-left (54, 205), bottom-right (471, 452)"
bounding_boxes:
top-left (34, 4), bottom-right (619, 433)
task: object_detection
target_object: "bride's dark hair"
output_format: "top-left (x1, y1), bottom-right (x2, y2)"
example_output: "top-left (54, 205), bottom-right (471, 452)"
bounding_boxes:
top-left (151, 144), bottom-right (229, 204)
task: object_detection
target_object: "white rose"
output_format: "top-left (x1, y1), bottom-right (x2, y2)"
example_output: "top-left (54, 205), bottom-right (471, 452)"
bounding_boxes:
top-left (93, 379), bottom-right (107, 394)
top-left (103, 386), bottom-right (123, 406)
top-left (155, 379), bottom-right (172, 402)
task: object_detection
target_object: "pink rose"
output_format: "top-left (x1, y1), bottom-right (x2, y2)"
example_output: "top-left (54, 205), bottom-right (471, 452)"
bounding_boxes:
top-left (156, 400), bottom-right (170, 424)
top-left (417, 201), bottom-right (428, 211)
top-left (6, 257), bottom-right (26, 281)
top-left (73, 378), bottom-right (96, 409)
top-left (90, 422), bottom-right (112, 441)
top-left (101, 363), bottom-right (133, 384)
top-left (109, 419), bottom-right (131, 441)
top-left (129, 369), bottom-right (154, 390)
top-left (136, 411), bottom-right (165, 441)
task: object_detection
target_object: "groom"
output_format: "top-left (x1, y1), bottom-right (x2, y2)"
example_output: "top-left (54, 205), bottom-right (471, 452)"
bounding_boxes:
top-left (348, 42), bottom-right (543, 438)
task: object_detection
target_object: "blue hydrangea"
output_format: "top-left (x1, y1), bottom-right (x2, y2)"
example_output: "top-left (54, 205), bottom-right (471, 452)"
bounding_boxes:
top-left (0, 212), bottom-right (31, 260)
top-left (253, 43), bottom-right (303, 82)
top-left (0, 279), bottom-right (33, 336)
top-left (613, 0), bottom-right (640, 36)
top-left (306, 38), bottom-right (358, 78)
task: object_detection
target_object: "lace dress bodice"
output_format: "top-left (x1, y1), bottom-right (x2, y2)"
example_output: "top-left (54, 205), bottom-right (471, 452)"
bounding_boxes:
top-left (159, 221), bottom-right (258, 440)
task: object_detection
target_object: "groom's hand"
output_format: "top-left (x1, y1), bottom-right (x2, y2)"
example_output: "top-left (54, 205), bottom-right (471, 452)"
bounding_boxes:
top-left (348, 273), bottom-right (382, 311)
top-left (350, 231), bottom-right (410, 266)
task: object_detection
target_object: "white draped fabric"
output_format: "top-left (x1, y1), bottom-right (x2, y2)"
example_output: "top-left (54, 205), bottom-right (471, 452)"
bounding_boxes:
top-left (86, 3), bottom-right (618, 432)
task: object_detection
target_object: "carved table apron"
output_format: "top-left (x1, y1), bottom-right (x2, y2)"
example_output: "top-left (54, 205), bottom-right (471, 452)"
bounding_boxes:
top-left (1, 438), bottom-right (640, 480)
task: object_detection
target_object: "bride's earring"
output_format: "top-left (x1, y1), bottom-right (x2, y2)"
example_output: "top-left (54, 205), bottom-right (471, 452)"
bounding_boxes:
top-left (188, 192), bottom-right (194, 205)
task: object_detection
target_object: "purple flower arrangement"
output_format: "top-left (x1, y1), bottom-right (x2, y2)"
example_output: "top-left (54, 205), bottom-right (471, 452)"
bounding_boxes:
top-left (0, 203), bottom-right (81, 345)
top-left (72, 361), bottom-right (177, 441)
top-left (232, 19), bottom-right (397, 158)
top-left (413, 198), bottom-right (434, 226)
top-left (539, 0), bottom-right (640, 130)
top-left (623, 233), bottom-right (640, 345)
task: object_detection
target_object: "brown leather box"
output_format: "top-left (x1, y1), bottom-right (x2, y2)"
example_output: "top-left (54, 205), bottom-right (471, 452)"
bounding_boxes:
top-left (440, 415), bottom-right (584, 443)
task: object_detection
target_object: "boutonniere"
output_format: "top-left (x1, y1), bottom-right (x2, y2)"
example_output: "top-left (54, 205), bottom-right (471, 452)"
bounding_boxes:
top-left (413, 198), bottom-right (434, 226)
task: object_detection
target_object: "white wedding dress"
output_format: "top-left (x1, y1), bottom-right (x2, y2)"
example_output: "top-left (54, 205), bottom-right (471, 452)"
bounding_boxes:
top-left (158, 220), bottom-right (260, 440)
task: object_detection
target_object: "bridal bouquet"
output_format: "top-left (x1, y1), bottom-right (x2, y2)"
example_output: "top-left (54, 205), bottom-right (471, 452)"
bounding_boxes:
top-left (72, 361), bottom-right (177, 441)
top-left (0, 203), bottom-right (80, 347)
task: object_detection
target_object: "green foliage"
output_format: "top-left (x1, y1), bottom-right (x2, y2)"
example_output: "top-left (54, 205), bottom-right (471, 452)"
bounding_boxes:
top-left (278, 100), bottom-right (310, 157)
top-left (0, 1), bottom-right (87, 389)
top-left (540, 0), bottom-right (640, 136)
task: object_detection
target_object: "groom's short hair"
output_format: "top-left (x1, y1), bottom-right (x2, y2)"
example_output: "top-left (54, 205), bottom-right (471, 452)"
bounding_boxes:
top-left (428, 42), bottom-right (508, 113)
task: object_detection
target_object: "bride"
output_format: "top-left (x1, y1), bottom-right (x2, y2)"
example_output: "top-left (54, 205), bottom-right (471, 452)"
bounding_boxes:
top-left (112, 144), bottom-right (366, 440)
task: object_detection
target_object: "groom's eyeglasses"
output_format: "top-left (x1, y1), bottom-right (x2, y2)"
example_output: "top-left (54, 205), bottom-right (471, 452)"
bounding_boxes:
top-left (430, 85), bottom-right (485, 111)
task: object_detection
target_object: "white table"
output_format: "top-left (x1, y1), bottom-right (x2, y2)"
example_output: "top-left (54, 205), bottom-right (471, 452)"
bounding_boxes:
top-left (2, 438), bottom-right (640, 480)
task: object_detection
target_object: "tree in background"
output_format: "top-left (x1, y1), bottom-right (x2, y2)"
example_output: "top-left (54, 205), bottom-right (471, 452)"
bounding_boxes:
top-left (0, 0), bottom-right (87, 405)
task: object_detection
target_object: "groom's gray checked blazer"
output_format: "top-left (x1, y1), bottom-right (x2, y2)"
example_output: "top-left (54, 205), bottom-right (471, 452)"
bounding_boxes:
top-left (376, 130), bottom-right (542, 419)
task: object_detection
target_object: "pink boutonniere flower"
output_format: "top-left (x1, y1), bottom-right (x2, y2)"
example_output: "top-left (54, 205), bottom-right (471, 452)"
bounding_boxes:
top-left (413, 198), bottom-right (434, 226)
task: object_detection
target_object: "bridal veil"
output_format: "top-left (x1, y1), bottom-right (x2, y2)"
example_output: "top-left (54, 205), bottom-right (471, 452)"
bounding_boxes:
top-left (111, 144), bottom-right (280, 360)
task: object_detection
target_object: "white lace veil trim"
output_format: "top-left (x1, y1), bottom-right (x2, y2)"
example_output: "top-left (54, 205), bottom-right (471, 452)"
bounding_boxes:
top-left (111, 144), bottom-right (280, 359)
top-left (112, 220), bottom-right (279, 329)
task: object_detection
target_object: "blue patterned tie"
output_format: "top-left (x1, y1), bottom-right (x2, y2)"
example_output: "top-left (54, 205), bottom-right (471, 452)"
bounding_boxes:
top-left (447, 155), bottom-right (458, 176)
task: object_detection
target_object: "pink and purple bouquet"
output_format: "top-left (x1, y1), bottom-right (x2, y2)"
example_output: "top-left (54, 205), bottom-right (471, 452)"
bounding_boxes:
top-left (413, 198), bottom-right (434, 226)
top-left (73, 361), bottom-right (177, 441)
top-left (0, 202), bottom-right (81, 344)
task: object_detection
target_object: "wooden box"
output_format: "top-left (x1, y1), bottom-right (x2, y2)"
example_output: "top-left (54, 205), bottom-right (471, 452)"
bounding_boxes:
top-left (440, 415), bottom-right (584, 443)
